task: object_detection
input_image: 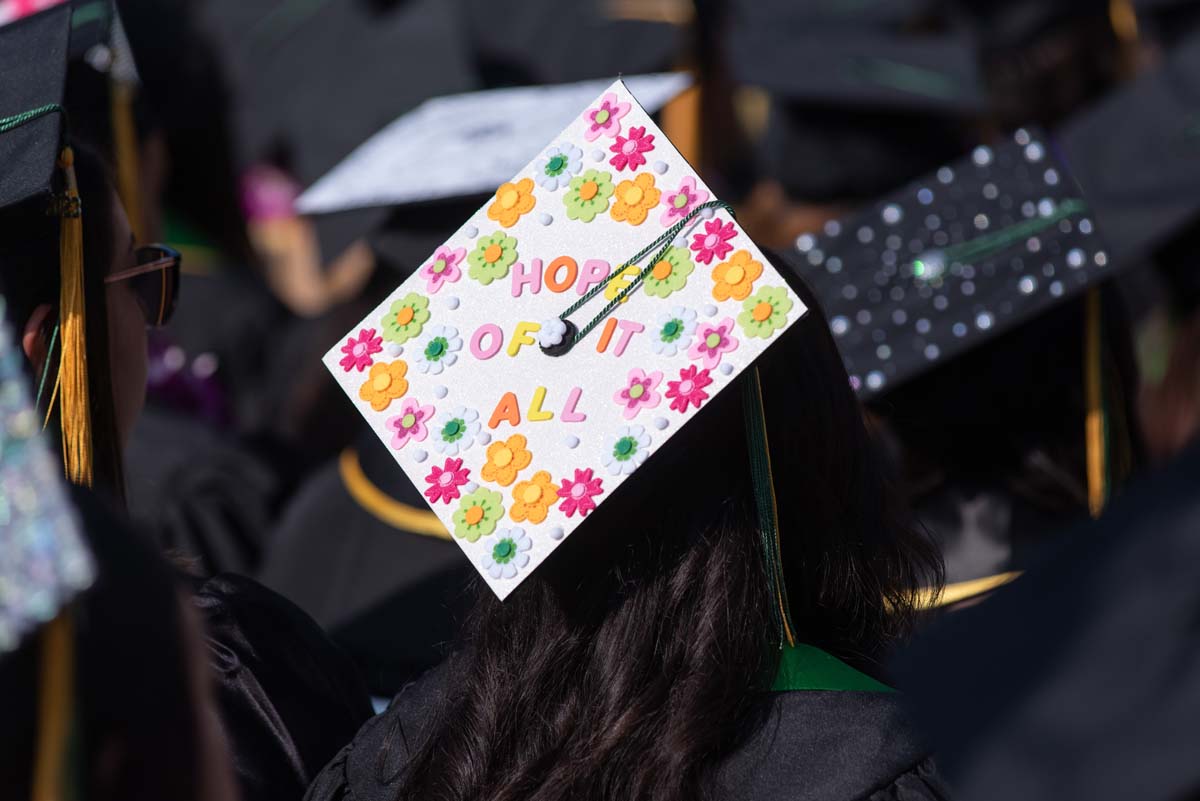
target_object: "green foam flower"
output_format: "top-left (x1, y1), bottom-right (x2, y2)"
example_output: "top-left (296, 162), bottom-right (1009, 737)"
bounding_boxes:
top-left (452, 486), bottom-right (504, 542)
top-left (737, 286), bottom-right (793, 339)
top-left (380, 293), bottom-right (430, 344)
top-left (563, 169), bottom-right (615, 223)
top-left (468, 232), bottom-right (518, 285)
top-left (643, 246), bottom-right (694, 299)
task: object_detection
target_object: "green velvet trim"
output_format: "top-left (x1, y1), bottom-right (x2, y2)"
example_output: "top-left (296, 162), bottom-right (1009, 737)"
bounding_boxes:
top-left (771, 644), bottom-right (893, 693)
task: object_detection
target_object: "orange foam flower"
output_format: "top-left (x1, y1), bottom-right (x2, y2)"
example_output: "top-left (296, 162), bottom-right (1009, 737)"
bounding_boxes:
top-left (486, 177), bottom-right (537, 228)
top-left (358, 360), bottom-right (409, 411)
top-left (480, 433), bottom-right (534, 486)
top-left (510, 470), bottom-right (557, 524)
top-left (609, 172), bottom-right (661, 226)
top-left (711, 249), bottom-right (763, 302)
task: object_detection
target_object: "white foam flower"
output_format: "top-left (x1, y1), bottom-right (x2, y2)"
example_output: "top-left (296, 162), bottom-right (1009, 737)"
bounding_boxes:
top-left (651, 306), bottom-right (697, 357)
top-left (537, 317), bottom-right (568, 349)
top-left (480, 527), bottom-right (533, 579)
top-left (603, 425), bottom-right (651, 476)
top-left (432, 406), bottom-right (481, 455)
top-left (535, 142), bottom-right (583, 191)
top-left (414, 324), bottom-right (462, 375)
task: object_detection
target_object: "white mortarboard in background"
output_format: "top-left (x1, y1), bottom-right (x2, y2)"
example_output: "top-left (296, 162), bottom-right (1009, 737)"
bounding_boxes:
top-left (297, 73), bottom-right (692, 214)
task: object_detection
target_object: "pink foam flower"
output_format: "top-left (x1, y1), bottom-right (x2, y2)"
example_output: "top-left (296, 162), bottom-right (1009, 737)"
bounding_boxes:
top-left (689, 318), bottom-right (739, 370)
top-left (613, 368), bottom-right (663, 420)
top-left (424, 457), bottom-right (470, 505)
top-left (665, 365), bottom-right (713, 413)
top-left (339, 328), bottom-right (383, 372)
top-left (557, 468), bottom-right (604, 518)
top-left (660, 176), bottom-right (710, 226)
top-left (418, 245), bottom-right (466, 294)
top-left (609, 125), bottom-right (655, 171)
top-left (583, 92), bottom-right (631, 142)
top-left (690, 218), bottom-right (736, 264)
top-left (386, 397), bottom-right (434, 449)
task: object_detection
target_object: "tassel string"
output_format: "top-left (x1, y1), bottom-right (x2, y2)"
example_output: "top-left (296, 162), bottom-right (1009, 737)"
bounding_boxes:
top-left (553, 200), bottom-right (734, 349)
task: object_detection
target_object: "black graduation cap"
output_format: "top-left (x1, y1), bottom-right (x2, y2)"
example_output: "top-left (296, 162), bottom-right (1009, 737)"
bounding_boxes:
top-left (1056, 28), bottom-right (1200, 268)
top-left (0, 4), bottom-right (72, 209)
top-left (2, 3), bottom-right (98, 489)
top-left (791, 125), bottom-right (1108, 398)
top-left (726, 15), bottom-right (984, 203)
top-left (196, 0), bottom-right (478, 265)
top-left (729, 30), bottom-right (988, 115)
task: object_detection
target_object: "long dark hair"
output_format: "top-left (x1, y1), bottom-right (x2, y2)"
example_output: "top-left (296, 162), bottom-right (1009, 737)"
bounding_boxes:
top-left (0, 141), bottom-right (127, 499)
top-left (385, 261), bottom-right (943, 801)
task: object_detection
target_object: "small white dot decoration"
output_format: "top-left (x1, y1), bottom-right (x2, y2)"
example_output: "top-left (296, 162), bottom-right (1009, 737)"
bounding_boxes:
top-left (700, 207), bottom-right (715, 219)
top-left (563, 435), bottom-right (580, 449)
top-left (386, 343), bottom-right (403, 357)
top-left (477, 432), bottom-right (491, 445)
top-left (549, 526), bottom-right (565, 540)
top-left (719, 362), bottom-right (734, 376)
top-left (591, 148), bottom-right (605, 162)
top-left (652, 161), bottom-right (668, 174)
top-left (653, 417), bottom-right (669, 431)
top-left (412, 449), bottom-right (428, 463)
top-left (539, 213), bottom-right (553, 226)
top-left (463, 224), bottom-right (478, 238)
top-left (464, 481), bottom-right (479, 493)
top-left (433, 385), bottom-right (448, 399)
top-left (445, 296), bottom-right (460, 310)
top-left (702, 304), bottom-right (718, 317)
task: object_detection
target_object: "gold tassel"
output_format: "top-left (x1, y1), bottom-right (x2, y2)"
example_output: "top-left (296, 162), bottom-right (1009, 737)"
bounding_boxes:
top-left (56, 146), bottom-right (93, 488)
top-left (31, 611), bottom-right (75, 801)
top-left (110, 80), bottom-right (143, 242)
top-left (1085, 287), bottom-right (1106, 517)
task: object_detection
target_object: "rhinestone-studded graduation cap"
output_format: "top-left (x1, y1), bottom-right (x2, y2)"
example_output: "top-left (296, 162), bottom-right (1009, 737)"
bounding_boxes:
top-left (793, 126), bottom-right (1110, 398)
top-left (325, 79), bottom-right (804, 599)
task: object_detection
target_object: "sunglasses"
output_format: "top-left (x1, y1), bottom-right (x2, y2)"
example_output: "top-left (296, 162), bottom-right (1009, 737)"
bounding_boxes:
top-left (104, 244), bottom-right (181, 327)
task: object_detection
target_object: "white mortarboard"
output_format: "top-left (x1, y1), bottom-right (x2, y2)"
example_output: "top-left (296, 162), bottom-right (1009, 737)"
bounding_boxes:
top-left (297, 73), bottom-right (692, 215)
top-left (325, 78), bottom-right (805, 599)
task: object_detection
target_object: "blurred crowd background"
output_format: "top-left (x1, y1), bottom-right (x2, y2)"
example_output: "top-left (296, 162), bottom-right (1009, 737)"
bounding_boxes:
top-left (23, 0), bottom-right (1200, 697)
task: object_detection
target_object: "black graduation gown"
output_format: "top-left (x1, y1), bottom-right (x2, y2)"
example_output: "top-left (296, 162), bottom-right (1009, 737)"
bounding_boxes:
top-left (191, 573), bottom-right (375, 801)
top-left (892, 440), bottom-right (1200, 801)
top-left (303, 663), bottom-right (949, 801)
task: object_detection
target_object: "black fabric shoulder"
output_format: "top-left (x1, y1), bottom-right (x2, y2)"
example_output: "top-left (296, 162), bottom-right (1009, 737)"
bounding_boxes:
top-left (716, 690), bottom-right (945, 801)
top-left (192, 573), bottom-right (373, 801)
top-left (305, 661), bottom-right (452, 801)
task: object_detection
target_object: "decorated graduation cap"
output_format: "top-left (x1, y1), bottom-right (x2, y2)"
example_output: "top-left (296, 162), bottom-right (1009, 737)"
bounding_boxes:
top-left (793, 126), bottom-right (1109, 400)
top-left (1, 3), bottom-right (96, 489)
top-left (326, 79), bottom-right (805, 601)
